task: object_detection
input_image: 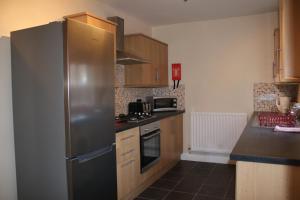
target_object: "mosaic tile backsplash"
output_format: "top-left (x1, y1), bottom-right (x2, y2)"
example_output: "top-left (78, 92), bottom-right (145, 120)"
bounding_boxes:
top-left (114, 65), bottom-right (185, 115)
top-left (115, 86), bottom-right (185, 115)
top-left (254, 83), bottom-right (298, 112)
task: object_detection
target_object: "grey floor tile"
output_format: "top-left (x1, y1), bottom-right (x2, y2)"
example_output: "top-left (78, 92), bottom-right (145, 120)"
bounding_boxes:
top-left (164, 191), bottom-right (194, 200)
top-left (151, 179), bottom-right (178, 190)
top-left (137, 162), bottom-right (236, 200)
top-left (174, 175), bottom-right (204, 194)
top-left (198, 184), bottom-right (227, 198)
top-left (138, 188), bottom-right (169, 200)
top-left (194, 194), bottom-right (223, 200)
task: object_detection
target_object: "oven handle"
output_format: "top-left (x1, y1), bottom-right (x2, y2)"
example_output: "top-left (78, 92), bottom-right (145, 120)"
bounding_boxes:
top-left (142, 131), bottom-right (160, 140)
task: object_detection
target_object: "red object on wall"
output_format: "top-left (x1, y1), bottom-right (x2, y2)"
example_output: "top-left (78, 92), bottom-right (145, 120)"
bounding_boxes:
top-left (172, 63), bottom-right (181, 81)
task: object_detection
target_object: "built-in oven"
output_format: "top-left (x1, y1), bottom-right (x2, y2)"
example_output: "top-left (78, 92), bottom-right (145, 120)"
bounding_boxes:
top-left (140, 121), bottom-right (160, 173)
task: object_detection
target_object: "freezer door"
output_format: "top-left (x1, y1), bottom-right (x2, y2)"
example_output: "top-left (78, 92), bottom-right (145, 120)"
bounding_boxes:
top-left (65, 19), bottom-right (115, 157)
top-left (67, 145), bottom-right (117, 200)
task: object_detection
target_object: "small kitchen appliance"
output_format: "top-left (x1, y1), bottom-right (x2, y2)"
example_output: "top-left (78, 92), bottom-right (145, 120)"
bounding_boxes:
top-left (115, 113), bottom-right (155, 123)
top-left (276, 96), bottom-right (292, 114)
top-left (128, 99), bottom-right (152, 115)
top-left (146, 96), bottom-right (177, 112)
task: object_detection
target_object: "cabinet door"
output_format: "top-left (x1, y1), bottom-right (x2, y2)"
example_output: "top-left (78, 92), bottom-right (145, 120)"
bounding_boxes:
top-left (160, 117), bottom-right (172, 169)
top-left (124, 36), bottom-right (156, 87)
top-left (279, 0), bottom-right (300, 82)
top-left (160, 116), bottom-right (182, 170)
top-left (124, 34), bottom-right (168, 87)
top-left (158, 43), bottom-right (169, 86)
top-left (152, 40), bottom-right (160, 86)
top-left (273, 29), bottom-right (281, 83)
top-left (175, 115), bottom-right (183, 160)
top-left (117, 159), bottom-right (139, 200)
top-left (116, 128), bottom-right (140, 200)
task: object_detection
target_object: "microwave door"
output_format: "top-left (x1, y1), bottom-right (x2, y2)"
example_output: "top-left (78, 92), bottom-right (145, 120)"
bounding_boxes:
top-left (153, 98), bottom-right (177, 112)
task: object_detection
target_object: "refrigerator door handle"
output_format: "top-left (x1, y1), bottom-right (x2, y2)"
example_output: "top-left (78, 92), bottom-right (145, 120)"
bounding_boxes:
top-left (74, 145), bottom-right (113, 164)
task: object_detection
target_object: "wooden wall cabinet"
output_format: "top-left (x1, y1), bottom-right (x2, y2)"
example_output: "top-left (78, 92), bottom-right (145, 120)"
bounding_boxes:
top-left (274, 0), bottom-right (300, 83)
top-left (65, 12), bottom-right (117, 35)
top-left (124, 34), bottom-right (168, 87)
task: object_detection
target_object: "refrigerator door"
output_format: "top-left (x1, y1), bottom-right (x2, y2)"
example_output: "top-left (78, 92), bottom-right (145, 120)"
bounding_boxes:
top-left (67, 145), bottom-right (117, 200)
top-left (65, 19), bottom-right (115, 157)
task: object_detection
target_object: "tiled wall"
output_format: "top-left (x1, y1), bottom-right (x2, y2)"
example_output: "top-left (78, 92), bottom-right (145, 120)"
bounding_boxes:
top-left (114, 65), bottom-right (185, 115)
top-left (254, 83), bottom-right (298, 112)
top-left (115, 87), bottom-right (153, 115)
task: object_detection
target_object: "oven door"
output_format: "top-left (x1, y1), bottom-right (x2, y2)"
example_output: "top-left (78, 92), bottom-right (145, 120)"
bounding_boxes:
top-left (140, 129), bottom-right (160, 173)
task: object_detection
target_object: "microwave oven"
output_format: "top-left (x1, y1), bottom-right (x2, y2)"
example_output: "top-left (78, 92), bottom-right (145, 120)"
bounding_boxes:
top-left (146, 96), bottom-right (177, 112)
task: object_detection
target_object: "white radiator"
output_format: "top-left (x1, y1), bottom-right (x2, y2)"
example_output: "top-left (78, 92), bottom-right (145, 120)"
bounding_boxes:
top-left (191, 112), bottom-right (247, 154)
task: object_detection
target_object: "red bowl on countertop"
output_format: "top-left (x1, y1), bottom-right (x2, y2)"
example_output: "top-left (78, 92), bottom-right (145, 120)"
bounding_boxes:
top-left (258, 112), bottom-right (296, 127)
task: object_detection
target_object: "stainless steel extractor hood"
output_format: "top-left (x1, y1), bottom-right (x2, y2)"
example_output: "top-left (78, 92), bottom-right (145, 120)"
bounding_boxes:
top-left (107, 16), bottom-right (149, 65)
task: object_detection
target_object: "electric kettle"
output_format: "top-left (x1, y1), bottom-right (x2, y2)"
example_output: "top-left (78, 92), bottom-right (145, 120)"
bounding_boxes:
top-left (276, 96), bottom-right (291, 114)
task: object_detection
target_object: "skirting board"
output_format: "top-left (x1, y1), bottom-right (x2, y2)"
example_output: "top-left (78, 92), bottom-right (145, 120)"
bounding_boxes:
top-left (181, 151), bottom-right (231, 164)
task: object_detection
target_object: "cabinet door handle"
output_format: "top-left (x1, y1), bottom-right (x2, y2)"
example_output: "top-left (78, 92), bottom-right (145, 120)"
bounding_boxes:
top-left (142, 131), bottom-right (160, 140)
top-left (276, 49), bottom-right (281, 62)
top-left (155, 68), bottom-right (159, 81)
top-left (273, 48), bottom-right (281, 80)
top-left (273, 62), bottom-right (276, 79)
top-left (121, 159), bottom-right (135, 168)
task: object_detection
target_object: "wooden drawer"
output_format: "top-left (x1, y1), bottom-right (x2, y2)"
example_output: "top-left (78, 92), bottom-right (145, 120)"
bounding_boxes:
top-left (117, 158), bottom-right (140, 200)
top-left (116, 128), bottom-right (139, 164)
top-left (116, 127), bottom-right (141, 200)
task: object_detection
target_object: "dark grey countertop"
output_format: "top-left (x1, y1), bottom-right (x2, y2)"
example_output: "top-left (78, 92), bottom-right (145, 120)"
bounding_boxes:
top-left (230, 112), bottom-right (300, 166)
top-left (115, 110), bottom-right (185, 133)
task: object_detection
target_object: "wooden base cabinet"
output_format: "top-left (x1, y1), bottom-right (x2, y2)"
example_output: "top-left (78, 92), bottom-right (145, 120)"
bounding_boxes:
top-left (116, 128), bottom-right (140, 200)
top-left (160, 115), bottom-right (183, 170)
top-left (116, 114), bottom-right (183, 200)
top-left (236, 161), bottom-right (300, 200)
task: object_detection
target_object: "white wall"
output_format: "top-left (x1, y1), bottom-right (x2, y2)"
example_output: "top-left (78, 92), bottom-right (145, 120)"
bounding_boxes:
top-left (0, 1), bottom-right (151, 199)
top-left (0, 0), bottom-right (151, 36)
top-left (152, 12), bottom-right (278, 153)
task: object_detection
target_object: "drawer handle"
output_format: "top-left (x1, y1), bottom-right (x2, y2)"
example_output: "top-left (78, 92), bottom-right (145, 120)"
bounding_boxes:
top-left (142, 132), bottom-right (160, 140)
top-left (121, 159), bottom-right (135, 168)
top-left (121, 149), bottom-right (135, 156)
top-left (121, 135), bottom-right (134, 141)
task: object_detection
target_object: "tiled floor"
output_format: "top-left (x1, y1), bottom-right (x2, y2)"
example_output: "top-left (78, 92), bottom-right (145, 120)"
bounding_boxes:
top-left (135, 161), bottom-right (235, 200)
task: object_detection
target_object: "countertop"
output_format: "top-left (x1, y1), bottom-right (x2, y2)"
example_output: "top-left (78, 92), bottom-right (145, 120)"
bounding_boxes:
top-left (230, 112), bottom-right (300, 166)
top-left (115, 110), bottom-right (185, 133)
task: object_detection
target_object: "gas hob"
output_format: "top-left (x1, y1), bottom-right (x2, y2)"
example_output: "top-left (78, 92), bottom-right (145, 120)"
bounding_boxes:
top-left (115, 113), bottom-right (156, 123)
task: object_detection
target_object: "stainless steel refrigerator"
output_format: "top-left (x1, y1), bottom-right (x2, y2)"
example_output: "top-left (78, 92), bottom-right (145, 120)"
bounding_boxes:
top-left (11, 18), bottom-right (116, 200)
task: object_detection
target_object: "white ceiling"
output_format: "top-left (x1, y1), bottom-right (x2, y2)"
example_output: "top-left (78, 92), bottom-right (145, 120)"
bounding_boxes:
top-left (100, 0), bottom-right (278, 26)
